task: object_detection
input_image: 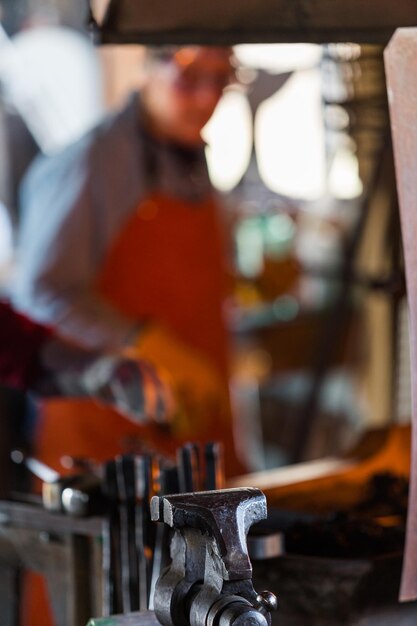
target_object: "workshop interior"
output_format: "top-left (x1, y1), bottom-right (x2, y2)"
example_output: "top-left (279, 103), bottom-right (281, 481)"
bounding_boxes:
top-left (1, 1), bottom-right (417, 625)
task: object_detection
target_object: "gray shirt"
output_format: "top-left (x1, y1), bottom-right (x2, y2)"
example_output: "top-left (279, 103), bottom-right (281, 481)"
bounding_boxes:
top-left (13, 93), bottom-right (213, 350)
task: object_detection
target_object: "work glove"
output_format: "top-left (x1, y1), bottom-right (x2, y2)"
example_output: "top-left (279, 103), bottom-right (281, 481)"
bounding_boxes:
top-left (125, 323), bottom-right (229, 439)
top-left (39, 335), bottom-right (175, 424)
top-left (80, 355), bottom-right (175, 425)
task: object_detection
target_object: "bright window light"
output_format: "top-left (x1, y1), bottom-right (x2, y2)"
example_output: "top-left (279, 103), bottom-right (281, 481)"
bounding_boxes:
top-left (255, 70), bottom-right (326, 199)
top-left (328, 147), bottom-right (363, 199)
top-left (0, 26), bottom-right (104, 153)
top-left (203, 90), bottom-right (252, 192)
top-left (235, 44), bottom-right (322, 72)
top-left (204, 44), bottom-right (326, 200)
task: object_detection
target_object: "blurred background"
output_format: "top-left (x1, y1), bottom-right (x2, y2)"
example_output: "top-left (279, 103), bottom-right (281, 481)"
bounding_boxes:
top-left (0, 0), bottom-right (407, 472)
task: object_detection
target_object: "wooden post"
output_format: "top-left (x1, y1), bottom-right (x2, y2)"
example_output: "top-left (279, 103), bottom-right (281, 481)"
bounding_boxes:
top-left (385, 28), bottom-right (417, 602)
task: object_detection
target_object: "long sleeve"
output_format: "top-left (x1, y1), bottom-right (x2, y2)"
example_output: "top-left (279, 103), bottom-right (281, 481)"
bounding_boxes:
top-left (12, 93), bottom-right (211, 352)
top-left (13, 134), bottom-right (139, 351)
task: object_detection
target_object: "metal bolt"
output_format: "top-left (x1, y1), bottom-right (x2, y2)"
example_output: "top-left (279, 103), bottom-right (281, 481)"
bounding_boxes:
top-left (255, 590), bottom-right (278, 615)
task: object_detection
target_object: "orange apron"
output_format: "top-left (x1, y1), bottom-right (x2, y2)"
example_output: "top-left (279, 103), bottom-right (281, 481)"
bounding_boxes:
top-left (24, 192), bottom-right (242, 626)
top-left (35, 191), bottom-right (240, 471)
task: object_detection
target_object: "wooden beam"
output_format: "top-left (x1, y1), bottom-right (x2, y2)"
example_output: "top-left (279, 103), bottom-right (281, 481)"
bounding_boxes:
top-left (99, 0), bottom-right (417, 45)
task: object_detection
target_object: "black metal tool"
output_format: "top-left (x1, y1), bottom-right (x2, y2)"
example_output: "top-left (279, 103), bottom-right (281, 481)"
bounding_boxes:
top-left (11, 449), bottom-right (104, 516)
top-left (102, 459), bottom-right (122, 615)
top-left (204, 441), bottom-right (225, 490)
top-left (177, 443), bottom-right (201, 493)
top-left (116, 455), bottom-right (140, 612)
top-left (134, 454), bottom-right (153, 611)
top-left (151, 487), bottom-right (278, 626)
top-left (148, 462), bottom-right (179, 611)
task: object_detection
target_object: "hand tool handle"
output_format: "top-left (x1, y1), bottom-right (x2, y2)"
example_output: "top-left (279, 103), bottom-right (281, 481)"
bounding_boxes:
top-left (204, 442), bottom-right (225, 490)
top-left (177, 443), bottom-right (200, 492)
